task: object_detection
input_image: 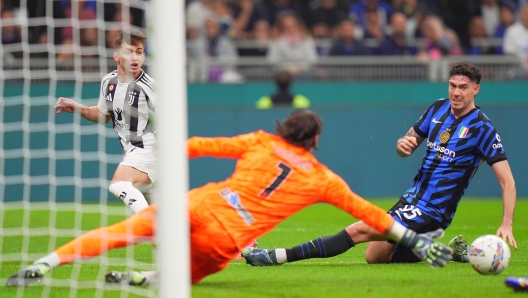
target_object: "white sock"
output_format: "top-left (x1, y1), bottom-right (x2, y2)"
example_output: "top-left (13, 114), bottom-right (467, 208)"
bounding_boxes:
top-left (109, 181), bottom-right (149, 213)
top-left (274, 248), bottom-right (288, 264)
top-left (135, 183), bottom-right (153, 203)
top-left (140, 270), bottom-right (158, 285)
top-left (34, 252), bottom-right (60, 268)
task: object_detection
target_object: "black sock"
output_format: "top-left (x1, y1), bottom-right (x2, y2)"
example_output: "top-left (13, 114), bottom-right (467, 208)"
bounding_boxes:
top-left (285, 229), bottom-right (355, 262)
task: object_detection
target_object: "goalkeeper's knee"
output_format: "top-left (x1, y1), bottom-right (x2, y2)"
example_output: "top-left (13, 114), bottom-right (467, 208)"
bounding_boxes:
top-left (109, 181), bottom-right (149, 213)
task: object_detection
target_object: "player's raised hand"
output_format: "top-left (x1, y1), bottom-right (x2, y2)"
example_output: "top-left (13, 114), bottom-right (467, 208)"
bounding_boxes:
top-left (55, 97), bottom-right (78, 114)
top-left (396, 136), bottom-right (418, 157)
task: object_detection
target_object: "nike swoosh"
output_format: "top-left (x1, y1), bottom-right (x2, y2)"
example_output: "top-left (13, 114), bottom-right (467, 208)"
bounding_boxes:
top-left (432, 118), bottom-right (442, 123)
top-left (394, 210), bottom-right (403, 221)
top-left (309, 240), bottom-right (316, 249)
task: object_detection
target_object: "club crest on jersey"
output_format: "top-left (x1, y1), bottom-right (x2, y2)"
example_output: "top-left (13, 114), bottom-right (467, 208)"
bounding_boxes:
top-left (439, 131), bottom-right (451, 143)
top-left (127, 91), bottom-right (138, 105)
top-left (108, 84), bottom-right (115, 92)
top-left (458, 127), bottom-right (469, 138)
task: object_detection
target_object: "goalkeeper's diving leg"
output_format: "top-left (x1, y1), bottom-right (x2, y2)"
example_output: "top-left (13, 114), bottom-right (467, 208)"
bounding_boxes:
top-left (243, 220), bottom-right (453, 268)
top-left (6, 205), bottom-right (157, 287)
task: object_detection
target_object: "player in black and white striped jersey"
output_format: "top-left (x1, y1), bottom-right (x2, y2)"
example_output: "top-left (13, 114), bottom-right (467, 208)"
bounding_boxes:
top-left (55, 29), bottom-right (156, 214)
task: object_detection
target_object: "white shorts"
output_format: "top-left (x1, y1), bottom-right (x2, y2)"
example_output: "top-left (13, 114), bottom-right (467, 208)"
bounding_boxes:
top-left (119, 147), bottom-right (158, 183)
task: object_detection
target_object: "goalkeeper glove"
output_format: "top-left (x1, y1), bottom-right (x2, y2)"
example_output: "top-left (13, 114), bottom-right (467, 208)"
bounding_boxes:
top-left (400, 228), bottom-right (453, 268)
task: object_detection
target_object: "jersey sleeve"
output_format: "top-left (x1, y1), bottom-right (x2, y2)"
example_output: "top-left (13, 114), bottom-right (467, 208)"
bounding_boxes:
top-left (142, 79), bottom-right (156, 109)
top-left (477, 123), bottom-right (507, 165)
top-left (187, 132), bottom-right (259, 159)
top-left (97, 77), bottom-right (110, 115)
top-left (412, 100), bottom-right (440, 138)
top-left (323, 173), bottom-right (393, 234)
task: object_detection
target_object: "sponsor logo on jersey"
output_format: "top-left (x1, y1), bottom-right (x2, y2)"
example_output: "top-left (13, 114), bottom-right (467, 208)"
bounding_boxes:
top-left (458, 127), bottom-right (469, 138)
top-left (113, 108), bottom-right (130, 135)
top-left (114, 123), bottom-right (130, 135)
top-left (493, 143), bottom-right (503, 149)
top-left (492, 133), bottom-right (503, 150)
top-left (114, 108), bottom-right (123, 121)
top-left (219, 188), bottom-right (255, 225)
top-left (427, 141), bottom-right (456, 162)
top-left (439, 131), bottom-right (451, 143)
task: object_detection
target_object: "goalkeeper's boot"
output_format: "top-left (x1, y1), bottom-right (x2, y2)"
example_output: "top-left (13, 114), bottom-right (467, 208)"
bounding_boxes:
top-left (105, 271), bottom-right (147, 286)
top-left (447, 235), bottom-right (469, 263)
top-left (241, 248), bottom-right (281, 266)
top-left (6, 263), bottom-right (51, 287)
top-left (234, 239), bottom-right (259, 260)
top-left (505, 277), bottom-right (528, 292)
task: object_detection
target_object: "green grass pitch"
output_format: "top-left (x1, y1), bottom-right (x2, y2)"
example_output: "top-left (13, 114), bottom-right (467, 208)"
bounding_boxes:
top-left (1, 198), bottom-right (527, 297)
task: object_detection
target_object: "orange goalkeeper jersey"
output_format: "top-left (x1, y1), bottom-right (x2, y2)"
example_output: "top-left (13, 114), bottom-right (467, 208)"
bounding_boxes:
top-left (187, 130), bottom-right (393, 249)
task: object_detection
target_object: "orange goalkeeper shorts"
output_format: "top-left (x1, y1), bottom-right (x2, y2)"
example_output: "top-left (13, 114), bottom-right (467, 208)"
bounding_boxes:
top-left (189, 194), bottom-right (239, 284)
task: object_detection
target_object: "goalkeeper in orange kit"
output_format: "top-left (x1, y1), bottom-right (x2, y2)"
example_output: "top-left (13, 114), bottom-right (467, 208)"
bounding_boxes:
top-left (6, 110), bottom-right (452, 286)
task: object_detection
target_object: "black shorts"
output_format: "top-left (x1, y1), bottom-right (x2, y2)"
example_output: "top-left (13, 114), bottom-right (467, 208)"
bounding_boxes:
top-left (387, 199), bottom-right (444, 263)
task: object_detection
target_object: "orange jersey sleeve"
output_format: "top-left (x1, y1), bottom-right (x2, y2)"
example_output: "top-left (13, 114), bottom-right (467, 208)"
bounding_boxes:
top-left (187, 132), bottom-right (258, 159)
top-left (322, 173), bottom-right (394, 234)
top-left (187, 131), bottom-right (393, 249)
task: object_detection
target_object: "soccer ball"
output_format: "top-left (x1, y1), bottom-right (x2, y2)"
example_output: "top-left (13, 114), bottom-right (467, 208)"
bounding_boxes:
top-left (468, 235), bottom-right (510, 275)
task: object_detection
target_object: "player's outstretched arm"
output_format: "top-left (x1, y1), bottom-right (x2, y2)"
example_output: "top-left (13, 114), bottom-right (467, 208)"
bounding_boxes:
top-left (388, 223), bottom-right (453, 268)
top-left (492, 160), bottom-right (518, 249)
top-left (396, 127), bottom-right (426, 158)
top-left (55, 97), bottom-right (110, 124)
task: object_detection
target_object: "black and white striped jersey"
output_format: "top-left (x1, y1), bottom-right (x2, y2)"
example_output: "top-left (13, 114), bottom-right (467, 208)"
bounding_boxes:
top-left (97, 70), bottom-right (156, 152)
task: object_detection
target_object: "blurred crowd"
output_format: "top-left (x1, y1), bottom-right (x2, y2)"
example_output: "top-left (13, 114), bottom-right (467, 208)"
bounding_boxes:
top-left (1, 0), bottom-right (145, 61)
top-left (2, 0), bottom-right (528, 70)
top-left (183, 0), bottom-right (528, 60)
top-left (184, 0), bottom-right (528, 80)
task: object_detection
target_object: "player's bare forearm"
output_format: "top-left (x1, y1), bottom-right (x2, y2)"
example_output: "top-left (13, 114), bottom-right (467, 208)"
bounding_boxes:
top-left (492, 160), bottom-right (518, 249)
top-left (396, 127), bottom-right (426, 157)
top-left (498, 185), bottom-right (517, 249)
top-left (69, 104), bottom-right (109, 124)
top-left (55, 97), bottom-right (110, 124)
top-left (80, 106), bottom-right (110, 124)
top-left (500, 178), bottom-right (516, 226)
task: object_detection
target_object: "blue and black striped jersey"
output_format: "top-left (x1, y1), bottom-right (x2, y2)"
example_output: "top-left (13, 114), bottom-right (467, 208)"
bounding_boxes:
top-left (401, 99), bottom-right (507, 228)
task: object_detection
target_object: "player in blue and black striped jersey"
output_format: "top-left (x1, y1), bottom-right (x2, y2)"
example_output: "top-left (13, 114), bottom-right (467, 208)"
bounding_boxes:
top-left (243, 62), bottom-right (518, 267)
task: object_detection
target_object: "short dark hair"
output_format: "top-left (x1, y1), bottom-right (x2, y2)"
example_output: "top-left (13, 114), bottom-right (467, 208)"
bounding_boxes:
top-left (275, 110), bottom-right (322, 151)
top-left (449, 62), bottom-right (481, 84)
top-left (115, 29), bottom-right (147, 49)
